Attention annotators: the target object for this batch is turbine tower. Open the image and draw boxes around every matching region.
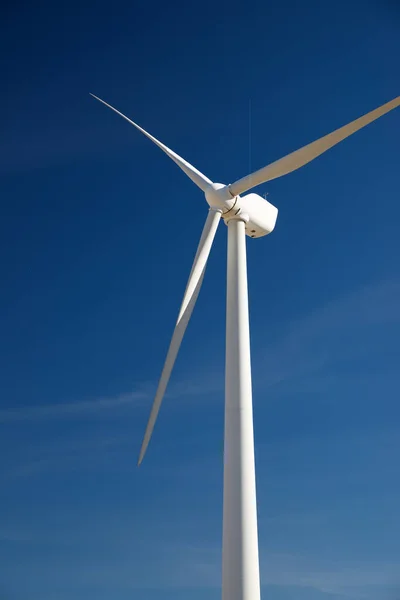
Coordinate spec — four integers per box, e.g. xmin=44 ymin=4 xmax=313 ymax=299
xmin=91 ymin=93 xmax=399 ymax=600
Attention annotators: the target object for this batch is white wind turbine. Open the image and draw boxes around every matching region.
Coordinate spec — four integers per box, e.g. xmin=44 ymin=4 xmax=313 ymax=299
xmin=91 ymin=93 xmax=399 ymax=600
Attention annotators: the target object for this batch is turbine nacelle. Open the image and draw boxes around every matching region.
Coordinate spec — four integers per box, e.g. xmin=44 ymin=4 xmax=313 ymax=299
xmin=205 ymin=184 xmax=278 ymax=238
xmin=228 ymin=193 xmax=278 ymax=238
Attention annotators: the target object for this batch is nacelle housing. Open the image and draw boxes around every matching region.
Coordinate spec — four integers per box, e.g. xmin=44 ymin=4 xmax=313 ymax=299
xmin=224 ymin=193 xmax=278 ymax=238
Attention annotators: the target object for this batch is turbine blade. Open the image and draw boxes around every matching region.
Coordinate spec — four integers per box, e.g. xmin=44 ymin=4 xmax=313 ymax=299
xmin=138 ymin=208 xmax=222 ymax=465
xmin=229 ymin=95 xmax=400 ymax=196
xmin=90 ymin=94 xmax=213 ymax=192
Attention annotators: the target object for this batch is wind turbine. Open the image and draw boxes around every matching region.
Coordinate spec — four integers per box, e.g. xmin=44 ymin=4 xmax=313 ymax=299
xmin=91 ymin=93 xmax=399 ymax=600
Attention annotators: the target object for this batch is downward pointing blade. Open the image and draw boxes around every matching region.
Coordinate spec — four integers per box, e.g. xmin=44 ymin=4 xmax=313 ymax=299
xmin=138 ymin=208 xmax=222 ymax=465
xmin=229 ymin=95 xmax=400 ymax=197
xmin=90 ymin=94 xmax=213 ymax=192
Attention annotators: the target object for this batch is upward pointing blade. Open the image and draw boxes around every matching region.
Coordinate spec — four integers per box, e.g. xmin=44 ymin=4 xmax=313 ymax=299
xmin=138 ymin=208 xmax=222 ymax=465
xmin=90 ymin=94 xmax=213 ymax=192
xmin=229 ymin=95 xmax=400 ymax=197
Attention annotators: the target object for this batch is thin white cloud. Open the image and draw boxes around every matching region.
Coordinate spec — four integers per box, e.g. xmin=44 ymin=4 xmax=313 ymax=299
xmin=53 ymin=542 xmax=398 ymax=597
xmin=0 ymin=391 xmax=147 ymax=423
xmin=1 ymin=279 xmax=397 ymax=425
xmin=256 ymin=278 xmax=400 ymax=392
xmin=131 ymin=544 xmax=400 ymax=597
xmin=0 ymin=375 xmax=223 ymax=426
xmin=260 ymin=553 xmax=400 ymax=598
xmin=5 ymin=433 xmax=133 ymax=479
xmin=1 ymin=512 xmax=398 ymax=597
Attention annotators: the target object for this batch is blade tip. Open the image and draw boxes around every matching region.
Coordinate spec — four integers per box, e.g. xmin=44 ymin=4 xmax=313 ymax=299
xmin=89 ymin=93 xmax=102 ymax=103
xmin=137 ymin=448 xmax=145 ymax=466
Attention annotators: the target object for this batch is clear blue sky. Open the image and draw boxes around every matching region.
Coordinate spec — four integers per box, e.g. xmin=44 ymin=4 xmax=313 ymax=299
xmin=0 ymin=0 xmax=399 ymax=598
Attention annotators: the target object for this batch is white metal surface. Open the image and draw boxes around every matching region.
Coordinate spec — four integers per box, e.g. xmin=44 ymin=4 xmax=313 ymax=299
xmin=223 ymin=216 xmax=261 ymax=600
xmin=232 ymin=193 xmax=278 ymax=238
xmin=138 ymin=208 xmax=222 ymax=465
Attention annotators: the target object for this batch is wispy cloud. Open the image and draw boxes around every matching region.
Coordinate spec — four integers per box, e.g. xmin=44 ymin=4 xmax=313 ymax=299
xmin=5 ymin=433 xmax=134 ymax=479
xmin=0 ymin=377 xmax=222 ymax=426
xmin=128 ymin=543 xmax=400 ymax=597
xmin=256 ymin=278 xmax=400 ymax=393
xmin=260 ymin=553 xmax=400 ymax=598
xmin=2 ymin=507 xmax=398 ymax=597
xmin=2 ymin=277 xmax=399 ymax=488
xmin=46 ymin=541 xmax=397 ymax=598
xmin=1 ymin=279 xmax=397 ymax=425
xmin=0 ymin=391 xmax=147 ymax=423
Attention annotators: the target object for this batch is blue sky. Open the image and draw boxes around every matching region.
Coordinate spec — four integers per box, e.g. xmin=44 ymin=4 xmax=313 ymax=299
xmin=0 ymin=0 xmax=399 ymax=598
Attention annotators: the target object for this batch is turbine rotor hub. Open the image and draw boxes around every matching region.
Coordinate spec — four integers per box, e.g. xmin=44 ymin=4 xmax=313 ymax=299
xmin=204 ymin=183 xmax=237 ymax=213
